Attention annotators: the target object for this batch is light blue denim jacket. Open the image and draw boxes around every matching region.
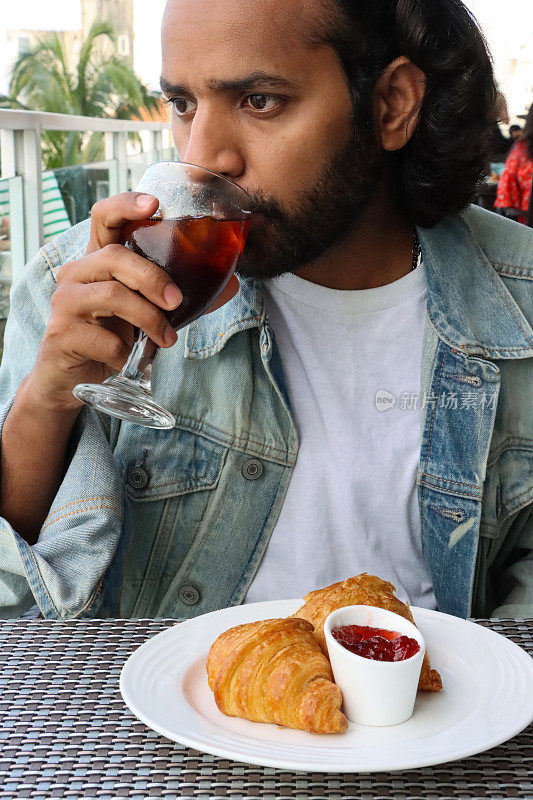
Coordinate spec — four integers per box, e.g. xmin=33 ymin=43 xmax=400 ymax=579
xmin=0 ymin=205 xmax=532 ymax=619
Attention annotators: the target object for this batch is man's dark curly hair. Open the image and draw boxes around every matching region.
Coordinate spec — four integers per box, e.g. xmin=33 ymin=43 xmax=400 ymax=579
xmin=309 ymin=0 xmax=497 ymax=227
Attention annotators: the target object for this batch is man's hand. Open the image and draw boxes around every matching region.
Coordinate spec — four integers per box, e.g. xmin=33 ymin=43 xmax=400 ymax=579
xmin=27 ymin=192 xmax=240 ymax=412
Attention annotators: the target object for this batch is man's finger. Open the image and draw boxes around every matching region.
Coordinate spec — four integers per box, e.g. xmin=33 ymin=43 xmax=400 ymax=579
xmin=66 ymin=245 xmax=182 ymax=313
xmin=86 ymin=193 xmax=159 ymax=254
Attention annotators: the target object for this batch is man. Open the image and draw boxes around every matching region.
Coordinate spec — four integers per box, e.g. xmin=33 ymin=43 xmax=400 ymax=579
xmin=509 ymin=124 xmax=522 ymax=143
xmin=0 ymin=0 xmax=531 ymax=620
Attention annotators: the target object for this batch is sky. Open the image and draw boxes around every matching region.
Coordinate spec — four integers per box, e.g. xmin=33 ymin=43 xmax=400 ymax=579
xmin=0 ymin=0 xmax=531 ymax=114
xmin=0 ymin=1 xmax=81 ymax=29
xmin=133 ymin=0 xmax=167 ymax=92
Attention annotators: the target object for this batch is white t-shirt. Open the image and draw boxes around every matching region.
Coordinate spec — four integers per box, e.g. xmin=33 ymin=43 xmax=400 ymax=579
xmin=244 ymin=262 xmax=438 ymax=609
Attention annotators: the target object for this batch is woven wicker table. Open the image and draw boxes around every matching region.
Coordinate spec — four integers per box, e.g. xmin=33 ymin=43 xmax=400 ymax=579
xmin=0 ymin=617 xmax=531 ymax=800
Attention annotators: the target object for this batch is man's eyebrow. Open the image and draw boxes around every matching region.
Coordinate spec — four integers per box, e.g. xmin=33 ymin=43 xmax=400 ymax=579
xmin=159 ymin=72 xmax=300 ymax=95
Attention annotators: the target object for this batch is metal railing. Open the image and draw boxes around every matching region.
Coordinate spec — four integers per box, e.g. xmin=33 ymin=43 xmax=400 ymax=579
xmin=0 ymin=109 xmax=172 ymax=286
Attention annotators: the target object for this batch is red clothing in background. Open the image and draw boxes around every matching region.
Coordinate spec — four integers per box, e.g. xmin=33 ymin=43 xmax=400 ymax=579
xmin=495 ymin=140 xmax=533 ymax=225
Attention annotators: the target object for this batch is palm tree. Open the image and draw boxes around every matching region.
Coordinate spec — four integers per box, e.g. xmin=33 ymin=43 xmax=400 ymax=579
xmin=0 ymin=21 xmax=160 ymax=169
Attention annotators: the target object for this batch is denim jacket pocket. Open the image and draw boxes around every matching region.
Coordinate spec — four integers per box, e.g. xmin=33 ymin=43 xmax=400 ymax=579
xmin=117 ymin=424 xmax=226 ymax=502
xmin=113 ymin=424 xmax=227 ymax=617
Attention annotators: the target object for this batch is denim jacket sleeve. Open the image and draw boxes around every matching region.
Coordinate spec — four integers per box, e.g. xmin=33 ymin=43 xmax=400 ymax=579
xmin=491 ymin=505 xmax=533 ymax=618
xmin=0 ymin=228 xmax=124 ymax=619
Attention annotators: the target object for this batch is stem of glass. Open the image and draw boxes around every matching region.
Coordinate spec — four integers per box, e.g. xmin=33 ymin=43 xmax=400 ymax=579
xmin=107 ymin=328 xmax=159 ymax=393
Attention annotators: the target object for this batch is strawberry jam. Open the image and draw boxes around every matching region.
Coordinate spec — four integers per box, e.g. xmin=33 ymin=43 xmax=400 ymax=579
xmin=332 ymin=624 xmax=420 ymax=662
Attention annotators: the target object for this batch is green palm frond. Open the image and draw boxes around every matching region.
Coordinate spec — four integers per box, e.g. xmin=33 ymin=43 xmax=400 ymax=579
xmin=3 ymin=22 xmax=162 ymax=170
xmin=77 ymin=20 xmax=117 ymax=115
xmin=82 ymin=131 xmax=106 ymax=164
xmin=63 ymin=131 xmax=85 ymax=166
xmin=42 ymin=131 xmax=71 ymax=169
xmin=9 ymin=33 xmax=73 ymax=106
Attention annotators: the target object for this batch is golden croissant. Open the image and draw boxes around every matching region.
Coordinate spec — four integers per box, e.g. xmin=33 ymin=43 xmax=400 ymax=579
xmin=292 ymin=574 xmax=442 ymax=693
xmin=206 ymin=617 xmax=348 ymax=734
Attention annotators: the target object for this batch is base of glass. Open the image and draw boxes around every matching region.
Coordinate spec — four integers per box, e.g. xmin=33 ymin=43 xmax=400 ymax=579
xmin=72 ymin=376 xmax=176 ymax=429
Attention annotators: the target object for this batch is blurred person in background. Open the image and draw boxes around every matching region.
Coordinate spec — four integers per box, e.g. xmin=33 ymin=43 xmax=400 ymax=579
xmin=509 ymin=124 xmax=522 ymax=143
xmin=495 ymin=103 xmax=533 ymax=225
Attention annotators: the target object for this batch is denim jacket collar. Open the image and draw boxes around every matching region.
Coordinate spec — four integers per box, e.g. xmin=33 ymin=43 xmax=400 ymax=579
xmin=418 ymin=213 xmax=533 ymax=360
xmin=185 ymin=210 xmax=533 ymax=361
xmin=185 ymin=274 xmax=264 ymax=360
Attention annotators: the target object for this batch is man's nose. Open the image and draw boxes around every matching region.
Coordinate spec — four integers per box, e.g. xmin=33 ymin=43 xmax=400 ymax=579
xmin=181 ymin=106 xmax=245 ymax=178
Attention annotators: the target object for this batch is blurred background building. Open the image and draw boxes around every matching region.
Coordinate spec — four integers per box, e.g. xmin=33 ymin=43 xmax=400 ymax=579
xmin=1 ymin=1 xmax=134 ymax=87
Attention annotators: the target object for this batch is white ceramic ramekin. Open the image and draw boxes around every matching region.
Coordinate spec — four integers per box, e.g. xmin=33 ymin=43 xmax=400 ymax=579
xmin=324 ymin=604 xmax=425 ymax=726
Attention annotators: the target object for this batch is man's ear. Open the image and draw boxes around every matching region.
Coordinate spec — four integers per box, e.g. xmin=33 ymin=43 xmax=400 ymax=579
xmin=373 ymin=56 xmax=427 ymax=151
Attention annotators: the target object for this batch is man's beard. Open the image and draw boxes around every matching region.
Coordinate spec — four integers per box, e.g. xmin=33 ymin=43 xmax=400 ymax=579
xmin=236 ymin=122 xmax=383 ymax=280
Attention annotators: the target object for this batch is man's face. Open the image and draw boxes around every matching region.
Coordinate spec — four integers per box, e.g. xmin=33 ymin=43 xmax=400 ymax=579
xmin=161 ymin=0 xmax=381 ymax=279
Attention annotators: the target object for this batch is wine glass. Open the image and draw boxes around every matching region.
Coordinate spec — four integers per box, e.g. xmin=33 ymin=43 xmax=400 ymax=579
xmin=72 ymin=162 xmax=252 ymax=428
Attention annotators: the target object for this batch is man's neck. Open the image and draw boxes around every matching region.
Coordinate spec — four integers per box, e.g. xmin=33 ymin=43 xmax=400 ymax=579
xmin=294 ymin=181 xmax=415 ymax=291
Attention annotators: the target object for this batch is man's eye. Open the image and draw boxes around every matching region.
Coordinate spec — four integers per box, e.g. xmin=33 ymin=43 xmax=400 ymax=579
xmin=165 ymin=94 xmax=282 ymax=116
xmin=245 ymin=94 xmax=280 ymax=112
xmin=167 ymin=97 xmax=196 ymax=115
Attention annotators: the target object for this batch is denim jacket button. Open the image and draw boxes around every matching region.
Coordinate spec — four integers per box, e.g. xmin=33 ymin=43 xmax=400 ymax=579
xmin=241 ymin=458 xmax=264 ymax=480
xmin=178 ymin=585 xmax=200 ymax=605
xmin=127 ymin=467 xmax=149 ymax=490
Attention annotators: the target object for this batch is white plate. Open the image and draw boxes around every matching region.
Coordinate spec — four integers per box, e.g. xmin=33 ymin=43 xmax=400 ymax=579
xmin=120 ymin=601 xmax=533 ymax=772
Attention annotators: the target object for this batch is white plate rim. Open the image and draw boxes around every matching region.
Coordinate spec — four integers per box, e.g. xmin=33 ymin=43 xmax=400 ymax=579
xmin=120 ymin=601 xmax=533 ymax=773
